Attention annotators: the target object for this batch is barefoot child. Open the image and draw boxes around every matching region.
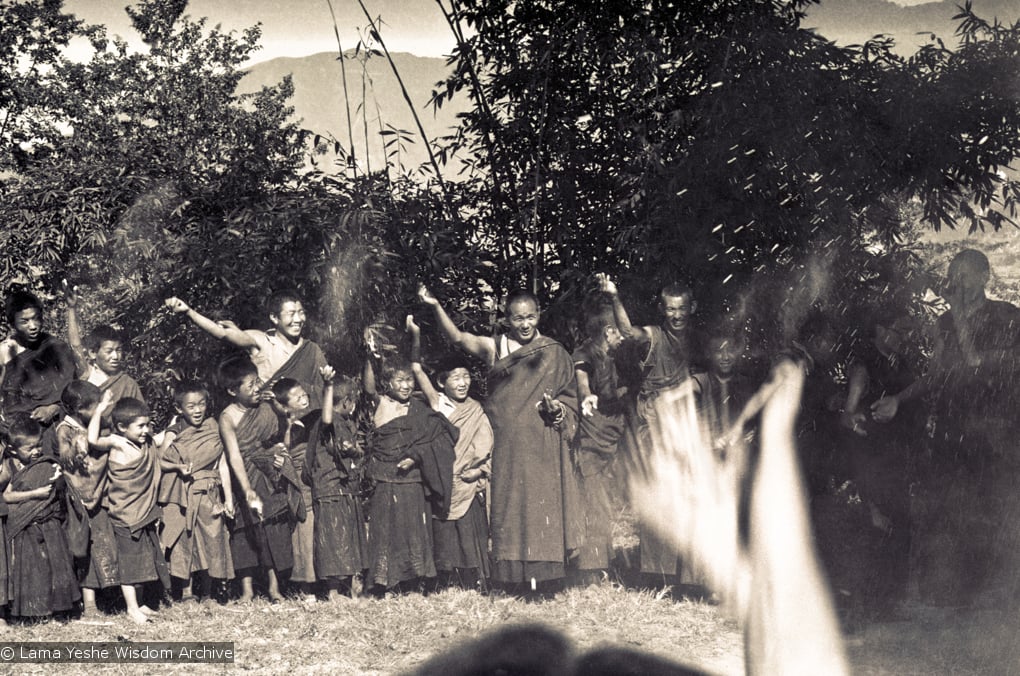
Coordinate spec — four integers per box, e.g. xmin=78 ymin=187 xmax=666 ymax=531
xmin=303 ymin=369 xmax=368 ymax=600
xmin=407 ymin=316 xmax=492 ymax=588
xmin=217 ymin=355 xmax=302 ymax=602
xmin=4 ymin=413 xmax=79 ymax=619
xmin=159 ymin=381 xmax=234 ymax=601
xmin=53 ymin=381 xmax=117 ymax=617
xmin=88 ymin=395 xmax=184 ymax=623
xmin=363 ymin=356 xmax=456 ymax=594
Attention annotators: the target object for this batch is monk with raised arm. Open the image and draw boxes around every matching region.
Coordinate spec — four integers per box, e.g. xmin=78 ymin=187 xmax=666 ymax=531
xmin=419 ymin=285 xmax=580 ymax=592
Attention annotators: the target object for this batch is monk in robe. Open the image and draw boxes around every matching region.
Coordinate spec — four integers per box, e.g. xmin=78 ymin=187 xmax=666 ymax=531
xmin=419 ymin=287 xmax=581 ymax=589
xmin=159 ymin=382 xmax=234 ymax=595
xmin=165 ymin=291 xmax=328 ymax=408
xmin=364 ymin=360 xmax=456 ymax=591
xmin=1 ymin=290 xmax=77 ymax=424
xmin=600 ymin=276 xmax=698 ymax=583
xmin=573 ymin=305 xmax=627 ymax=575
xmin=303 ymin=373 xmax=367 ymax=598
xmin=4 ymin=416 xmax=79 ymax=618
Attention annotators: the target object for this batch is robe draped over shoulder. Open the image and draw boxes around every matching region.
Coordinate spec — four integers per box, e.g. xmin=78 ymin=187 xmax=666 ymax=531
xmin=106 ymin=440 xmax=160 ymax=532
xmin=1 ymin=333 xmax=77 ymax=416
xmin=485 ymin=334 xmax=582 ymax=569
xmin=233 ymin=403 xmax=304 ymax=526
xmin=440 ymin=397 xmax=493 ymax=521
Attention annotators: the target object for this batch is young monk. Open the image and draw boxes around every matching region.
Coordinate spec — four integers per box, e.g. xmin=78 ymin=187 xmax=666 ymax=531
xmin=572 ymin=303 xmax=627 ymax=578
xmin=363 ymin=356 xmax=456 ymax=594
xmin=408 ymin=316 xmax=493 ymax=589
xmin=0 ymin=290 xmax=77 ymax=424
xmin=217 ymin=354 xmax=302 ymax=603
xmin=53 ymin=381 xmax=117 ymax=617
xmin=165 ymin=292 xmax=328 ymax=407
xmin=3 ymin=413 xmax=78 ymax=620
xmin=693 ymin=319 xmax=756 ymax=445
xmin=88 ymin=395 xmax=186 ymax=623
xmin=419 ymin=285 xmax=580 ymax=592
xmin=302 ymin=369 xmax=367 ymax=600
xmin=271 ymin=376 xmax=321 ymax=595
xmin=158 ymin=381 xmax=234 ymax=602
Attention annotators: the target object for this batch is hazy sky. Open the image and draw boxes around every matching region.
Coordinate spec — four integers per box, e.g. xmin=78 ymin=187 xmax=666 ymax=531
xmin=63 ymin=0 xmax=456 ymax=63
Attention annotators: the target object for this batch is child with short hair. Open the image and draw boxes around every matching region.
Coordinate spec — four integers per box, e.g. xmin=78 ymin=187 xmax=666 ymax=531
xmin=271 ymin=376 xmax=320 ymax=594
xmin=1 ymin=290 xmax=77 ymax=424
xmin=88 ymin=395 xmax=184 ymax=624
xmin=303 ymin=369 xmax=367 ymax=600
xmin=217 ymin=355 xmax=302 ymax=603
xmin=363 ymin=354 xmax=456 ymax=594
xmin=407 ymin=317 xmax=492 ymax=588
xmin=4 ymin=413 xmax=79 ymax=619
xmin=158 ymin=381 xmax=234 ymax=602
xmin=53 ymin=380 xmax=117 ymax=617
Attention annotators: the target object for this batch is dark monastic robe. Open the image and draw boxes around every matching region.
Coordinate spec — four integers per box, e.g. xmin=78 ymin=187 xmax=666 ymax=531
xmin=1 ymin=333 xmax=77 ymax=418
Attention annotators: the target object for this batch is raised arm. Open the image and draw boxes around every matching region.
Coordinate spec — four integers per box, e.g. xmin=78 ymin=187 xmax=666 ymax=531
xmin=165 ymin=297 xmax=257 ymax=349
xmin=320 ymin=365 xmax=336 ymax=426
xmin=418 ymin=285 xmax=495 ymax=363
xmin=87 ymin=390 xmax=117 ymax=451
xmin=63 ymin=280 xmax=89 ymax=373
xmin=407 ymin=315 xmax=440 ymax=409
xmin=597 ymin=274 xmax=646 ymax=341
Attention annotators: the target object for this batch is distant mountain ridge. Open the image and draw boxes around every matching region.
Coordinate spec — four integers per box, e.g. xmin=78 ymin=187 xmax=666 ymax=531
xmin=240 ymin=51 xmax=464 ymax=176
xmin=805 ymin=0 xmax=1020 ymax=52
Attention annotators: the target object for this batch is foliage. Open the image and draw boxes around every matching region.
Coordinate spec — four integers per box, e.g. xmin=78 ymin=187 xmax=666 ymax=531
xmin=430 ymin=0 xmax=1020 ymax=345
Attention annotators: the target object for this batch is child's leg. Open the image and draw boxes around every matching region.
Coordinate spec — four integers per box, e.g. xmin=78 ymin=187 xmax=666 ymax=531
xmin=81 ymin=588 xmax=98 ymax=615
xmin=121 ymin=585 xmax=148 ymax=624
xmin=239 ymin=575 xmax=254 ymax=602
xmin=267 ymin=568 xmax=284 ymax=602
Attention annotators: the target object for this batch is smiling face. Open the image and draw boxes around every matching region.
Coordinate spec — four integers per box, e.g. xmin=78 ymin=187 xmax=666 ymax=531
xmin=507 ymin=298 xmax=540 ymax=344
xmin=13 ymin=307 xmax=42 ymax=345
xmin=91 ymin=340 xmax=123 ymax=376
xmin=270 ymin=301 xmax=306 ymax=342
xmin=660 ymin=293 xmax=694 ymax=333
xmin=442 ymin=368 xmax=472 ymax=402
xmin=176 ymin=392 xmax=209 ymax=427
xmin=118 ymin=416 xmax=152 ymax=445
xmin=231 ymin=373 xmax=263 ymax=408
xmin=387 ymin=369 xmax=415 ymax=403
xmin=282 ymin=384 xmax=310 ymax=415
xmin=708 ymin=336 xmax=743 ymax=377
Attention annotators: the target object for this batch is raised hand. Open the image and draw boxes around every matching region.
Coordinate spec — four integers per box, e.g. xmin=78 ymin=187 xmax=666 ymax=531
xmin=320 ymin=365 xmax=336 ymax=383
xmin=405 ymin=314 xmax=420 ymax=334
xmin=418 ymin=284 xmax=438 ymax=306
xmin=164 ymin=297 xmax=190 ymax=314
xmin=595 ymin=273 xmax=617 ymax=295
xmin=62 ymin=279 xmax=79 ymax=308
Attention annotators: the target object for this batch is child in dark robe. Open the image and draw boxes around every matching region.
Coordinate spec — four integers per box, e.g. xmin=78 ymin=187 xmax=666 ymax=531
xmin=54 ymin=381 xmax=117 ymax=617
xmin=159 ymin=381 xmax=234 ymax=602
xmin=363 ymin=357 xmax=456 ymax=594
xmin=302 ymin=369 xmax=368 ymax=600
xmin=0 ymin=290 xmax=77 ymax=425
xmin=271 ymin=376 xmax=321 ymax=595
xmin=217 ymin=355 xmax=302 ymax=603
xmin=408 ymin=317 xmax=492 ymax=589
xmin=88 ymin=396 xmax=186 ymax=624
xmin=4 ymin=414 xmax=79 ymax=619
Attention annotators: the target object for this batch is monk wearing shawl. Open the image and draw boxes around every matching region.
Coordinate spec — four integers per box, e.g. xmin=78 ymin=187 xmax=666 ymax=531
xmin=165 ymin=291 xmax=328 ymax=407
xmin=159 ymin=382 xmax=234 ymax=590
xmin=1 ymin=290 xmax=77 ymax=424
xmin=419 ymin=287 xmax=581 ymax=588
xmin=4 ymin=417 xmax=78 ymax=618
xmin=364 ymin=360 xmax=456 ymax=591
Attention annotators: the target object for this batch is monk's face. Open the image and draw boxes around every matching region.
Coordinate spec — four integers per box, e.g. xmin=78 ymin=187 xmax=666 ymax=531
xmin=944 ymin=257 xmax=987 ymax=310
xmin=270 ymin=301 xmax=306 ymax=342
xmin=176 ymin=392 xmax=209 ymax=427
xmin=118 ymin=416 xmax=152 ymax=445
xmin=10 ymin=434 xmax=41 ymax=465
xmin=506 ymin=299 xmax=540 ymax=344
xmin=12 ymin=306 xmax=42 ymax=344
xmin=604 ymin=326 xmax=623 ymax=352
xmin=387 ymin=370 xmax=414 ymax=403
xmin=231 ymin=373 xmax=262 ymax=407
xmin=91 ymin=340 xmax=123 ymax=376
xmin=659 ymin=293 xmax=694 ymax=334
xmin=442 ymin=368 xmax=471 ymax=402
xmin=708 ymin=336 xmax=743 ymax=377
xmin=282 ymin=385 xmax=310 ymax=414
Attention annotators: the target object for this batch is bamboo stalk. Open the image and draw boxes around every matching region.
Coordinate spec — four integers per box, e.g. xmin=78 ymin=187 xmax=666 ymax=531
xmin=324 ymin=0 xmax=357 ymax=177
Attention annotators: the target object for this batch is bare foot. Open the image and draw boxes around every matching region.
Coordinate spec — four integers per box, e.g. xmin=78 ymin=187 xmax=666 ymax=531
xmin=138 ymin=605 xmax=159 ymax=616
xmin=268 ymin=592 xmax=285 ymax=604
xmin=127 ymin=608 xmax=149 ymax=624
xmin=237 ymin=592 xmax=254 ymax=603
